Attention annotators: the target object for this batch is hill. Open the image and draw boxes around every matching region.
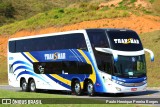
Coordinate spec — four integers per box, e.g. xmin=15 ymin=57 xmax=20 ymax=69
xmin=0 ymin=0 xmax=99 ymax=26
xmin=0 ymin=0 xmax=160 ymax=86
xmin=0 ymin=0 xmax=160 ymax=30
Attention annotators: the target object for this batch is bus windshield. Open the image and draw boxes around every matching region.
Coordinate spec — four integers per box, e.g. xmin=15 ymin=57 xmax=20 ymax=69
xmin=113 ymin=55 xmax=146 ymax=78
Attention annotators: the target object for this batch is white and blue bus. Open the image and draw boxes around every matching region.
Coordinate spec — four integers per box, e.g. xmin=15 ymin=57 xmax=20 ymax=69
xmin=8 ymin=29 xmax=154 ymax=96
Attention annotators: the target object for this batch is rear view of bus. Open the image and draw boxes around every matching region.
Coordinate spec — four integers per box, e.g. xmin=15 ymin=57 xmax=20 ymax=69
xmin=87 ymin=29 xmax=154 ymax=93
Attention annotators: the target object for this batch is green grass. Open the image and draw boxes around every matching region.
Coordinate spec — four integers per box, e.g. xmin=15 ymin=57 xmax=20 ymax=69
xmin=0 ymin=90 xmax=67 ymax=98
xmin=0 ymin=0 xmax=160 ymax=35
xmin=0 ymin=90 xmax=153 ymax=107
xmin=140 ymin=30 xmax=160 ymax=87
xmin=130 ymin=0 xmax=137 ymax=3
xmin=0 ymin=8 xmax=130 ymax=35
xmin=0 ymin=0 xmax=106 ymax=26
xmin=114 ymin=0 xmax=160 ymax=16
xmin=148 ymin=0 xmax=155 ymax=3
xmin=152 ymin=0 xmax=160 ymax=15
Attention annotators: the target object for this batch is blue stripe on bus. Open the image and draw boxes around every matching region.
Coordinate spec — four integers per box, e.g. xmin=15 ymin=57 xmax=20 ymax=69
xmin=71 ymin=49 xmax=83 ymax=62
xmin=57 ymin=74 xmax=90 ymax=82
xmin=75 ymin=49 xmax=87 ymax=62
xmin=10 ymin=60 xmax=32 ymax=71
xmin=13 ymin=66 xmax=33 ymax=73
xmin=46 ymin=74 xmax=70 ymax=89
xmin=112 ymin=76 xmax=146 ymax=83
xmin=16 ymin=71 xmax=48 ymax=84
xmin=21 ymin=52 xmax=33 ymax=64
xmin=69 ymin=49 xmax=80 ymax=61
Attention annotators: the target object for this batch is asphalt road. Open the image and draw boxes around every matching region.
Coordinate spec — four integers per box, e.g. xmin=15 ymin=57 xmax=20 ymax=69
xmin=0 ymin=85 xmax=160 ymax=98
xmin=0 ymin=85 xmax=160 ymax=106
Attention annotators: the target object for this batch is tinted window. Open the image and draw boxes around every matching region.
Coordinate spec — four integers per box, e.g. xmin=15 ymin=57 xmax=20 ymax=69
xmin=113 ymin=55 xmax=146 ymax=78
xmin=87 ymin=30 xmax=112 ymax=74
xmin=16 ymin=39 xmax=32 ymax=52
xmin=33 ymin=62 xmax=62 ymax=74
xmin=33 ymin=61 xmax=92 ymax=74
xmin=78 ymin=62 xmax=92 ymax=74
xmin=87 ymin=31 xmax=109 ymax=48
xmin=54 ymin=34 xmax=87 ymax=50
xmin=15 ymin=33 xmax=87 ymax=52
xmin=95 ymin=51 xmax=113 ymax=74
xmin=107 ymin=30 xmax=143 ymax=51
xmin=9 ymin=41 xmax=16 ymax=52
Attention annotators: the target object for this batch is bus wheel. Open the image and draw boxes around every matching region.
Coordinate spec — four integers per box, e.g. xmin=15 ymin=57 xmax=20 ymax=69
xmin=29 ymin=79 xmax=36 ymax=92
xmin=73 ymin=80 xmax=82 ymax=95
xmin=87 ymin=80 xmax=95 ymax=96
xmin=21 ymin=79 xmax=28 ymax=92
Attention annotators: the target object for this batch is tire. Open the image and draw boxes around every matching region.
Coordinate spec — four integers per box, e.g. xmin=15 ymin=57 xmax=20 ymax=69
xmin=29 ymin=79 xmax=36 ymax=92
xmin=87 ymin=80 xmax=95 ymax=96
xmin=21 ymin=79 xmax=29 ymax=92
xmin=72 ymin=80 xmax=82 ymax=96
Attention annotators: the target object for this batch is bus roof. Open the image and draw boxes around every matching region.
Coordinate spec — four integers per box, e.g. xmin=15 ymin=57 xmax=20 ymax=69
xmin=8 ymin=28 xmax=133 ymax=41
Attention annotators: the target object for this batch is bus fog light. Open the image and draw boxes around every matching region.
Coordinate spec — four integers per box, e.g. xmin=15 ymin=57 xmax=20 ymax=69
xmin=115 ymin=87 xmax=121 ymax=91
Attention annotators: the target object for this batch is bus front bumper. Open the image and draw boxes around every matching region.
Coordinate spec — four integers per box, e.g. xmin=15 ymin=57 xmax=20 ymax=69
xmin=104 ymin=82 xmax=147 ymax=93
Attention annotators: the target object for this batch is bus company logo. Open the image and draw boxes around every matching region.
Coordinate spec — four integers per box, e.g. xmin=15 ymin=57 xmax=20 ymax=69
xmin=114 ymin=38 xmax=139 ymax=44
xmin=44 ymin=52 xmax=66 ymax=60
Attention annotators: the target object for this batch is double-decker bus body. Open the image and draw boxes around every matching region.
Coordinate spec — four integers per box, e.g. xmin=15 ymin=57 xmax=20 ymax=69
xmin=8 ymin=29 xmax=154 ymax=95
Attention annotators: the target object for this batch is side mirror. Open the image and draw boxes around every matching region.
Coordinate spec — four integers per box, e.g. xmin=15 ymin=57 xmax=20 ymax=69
xmin=144 ymin=48 xmax=154 ymax=61
xmin=95 ymin=47 xmax=118 ymax=62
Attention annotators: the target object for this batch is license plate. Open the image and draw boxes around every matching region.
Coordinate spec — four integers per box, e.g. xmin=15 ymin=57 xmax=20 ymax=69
xmin=131 ymin=88 xmax=137 ymax=91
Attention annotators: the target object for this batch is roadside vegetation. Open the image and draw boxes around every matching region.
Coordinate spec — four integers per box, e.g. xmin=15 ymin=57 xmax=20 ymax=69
xmin=0 ymin=4 xmax=129 ymax=35
xmin=0 ymin=0 xmax=160 ymax=35
xmin=0 ymin=0 xmax=101 ymax=26
xmin=0 ymin=0 xmax=113 ymax=27
xmin=140 ymin=30 xmax=160 ymax=87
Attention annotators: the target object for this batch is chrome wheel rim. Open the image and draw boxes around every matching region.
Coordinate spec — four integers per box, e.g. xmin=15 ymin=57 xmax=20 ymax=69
xmin=22 ymin=82 xmax=27 ymax=90
xmin=87 ymin=83 xmax=93 ymax=94
xmin=75 ymin=83 xmax=80 ymax=93
xmin=30 ymin=82 xmax=36 ymax=91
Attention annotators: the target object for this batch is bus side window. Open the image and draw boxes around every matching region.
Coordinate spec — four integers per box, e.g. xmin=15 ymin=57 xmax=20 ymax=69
xmin=78 ymin=62 xmax=92 ymax=74
xmin=79 ymin=41 xmax=87 ymax=50
xmin=9 ymin=41 xmax=16 ymax=53
xmin=87 ymin=31 xmax=109 ymax=48
xmin=62 ymin=61 xmax=78 ymax=74
xmin=95 ymin=52 xmax=113 ymax=75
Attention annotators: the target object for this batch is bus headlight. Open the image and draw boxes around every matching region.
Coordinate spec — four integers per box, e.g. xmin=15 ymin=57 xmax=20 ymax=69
xmin=112 ymin=79 xmax=124 ymax=85
xmin=117 ymin=81 xmax=124 ymax=85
